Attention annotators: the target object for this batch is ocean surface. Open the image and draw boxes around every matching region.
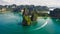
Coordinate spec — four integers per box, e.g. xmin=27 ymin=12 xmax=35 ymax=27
xmin=0 ymin=13 xmax=60 ymax=34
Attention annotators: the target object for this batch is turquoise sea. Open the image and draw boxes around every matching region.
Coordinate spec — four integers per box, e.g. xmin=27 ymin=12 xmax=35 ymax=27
xmin=0 ymin=13 xmax=60 ymax=34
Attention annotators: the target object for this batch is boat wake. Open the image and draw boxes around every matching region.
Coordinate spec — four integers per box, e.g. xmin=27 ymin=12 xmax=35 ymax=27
xmin=29 ymin=18 xmax=49 ymax=31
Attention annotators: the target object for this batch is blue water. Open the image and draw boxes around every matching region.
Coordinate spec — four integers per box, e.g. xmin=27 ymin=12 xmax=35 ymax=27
xmin=0 ymin=13 xmax=60 ymax=34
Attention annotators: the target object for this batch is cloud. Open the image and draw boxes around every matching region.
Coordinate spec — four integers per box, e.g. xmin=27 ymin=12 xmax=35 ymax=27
xmin=0 ymin=0 xmax=60 ymax=7
xmin=0 ymin=0 xmax=8 ymax=5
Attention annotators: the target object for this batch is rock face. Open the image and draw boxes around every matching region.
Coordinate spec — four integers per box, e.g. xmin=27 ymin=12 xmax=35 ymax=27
xmin=22 ymin=16 xmax=31 ymax=26
xmin=31 ymin=14 xmax=37 ymax=21
xmin=50 ymin=8 xmax=60 ymax=18
xmin=22 ymin=8 xmax=31 ymax=26
xmin=22 ymin=16 xmax=28 ymax=26
xmin=22 ymin=8 xmax=38 ymax=26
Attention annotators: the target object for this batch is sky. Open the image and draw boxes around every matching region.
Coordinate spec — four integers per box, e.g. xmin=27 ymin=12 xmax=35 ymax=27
xmin=0 ymin=0 xmax=60 ymax=7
